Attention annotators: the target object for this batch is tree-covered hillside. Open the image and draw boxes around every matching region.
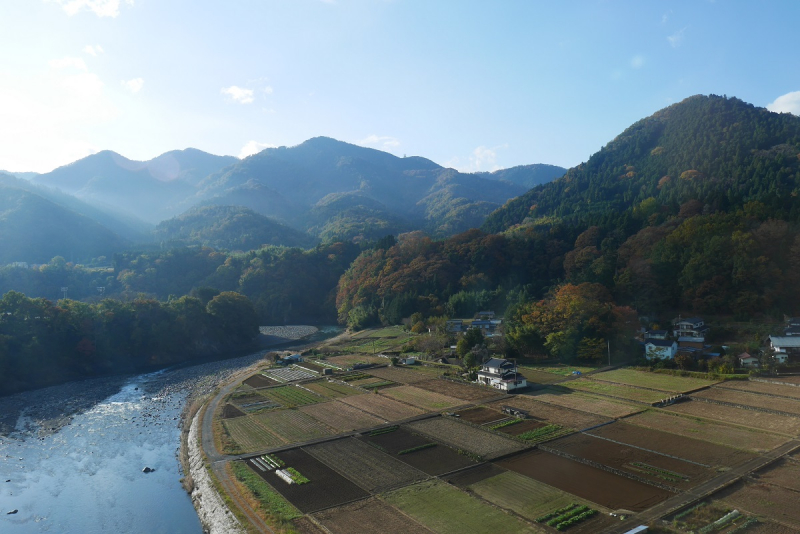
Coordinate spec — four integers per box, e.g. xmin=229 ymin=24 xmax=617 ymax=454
xmin=483 ymin=95 xmax=800 ymax=233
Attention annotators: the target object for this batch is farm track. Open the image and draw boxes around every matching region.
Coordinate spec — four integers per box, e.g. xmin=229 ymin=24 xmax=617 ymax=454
xmin=602 ymin=439 xmax=800 ymax=533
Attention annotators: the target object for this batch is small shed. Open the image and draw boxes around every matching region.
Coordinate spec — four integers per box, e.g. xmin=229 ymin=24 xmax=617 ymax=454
xmin=738 ymin=353 xmax=759 ymax=367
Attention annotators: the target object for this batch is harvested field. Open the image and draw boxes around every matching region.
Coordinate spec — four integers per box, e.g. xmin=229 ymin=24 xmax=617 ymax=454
xmin=243 ymin=373 xmax=279 ymax=388
xmin=223 ymin=417 xmax=284 ymax=451
xmin=446 ymin=463 xmax=506 ymax=488
xmin=304 ymin=380 xmax=363 ymax=399
xmin=349 ymin=376 xmax=394 ymax=389
xmin=665 ymin=400 xmax=800 ymax=436
xmin=259 ymin=448 xmax=369 ymax=513
xmin=717 ymin=480 xmax=800 ymax=529
xmin=625 ymin=410 xmax=788 ymax=452
xmin=565 ymin=379 xmax=670 ymax=403
xmin=694 ymin=387 xmax=800 ymax=415
xmin=523 ymin=364 xmax=596 ymax=377
xmin=413 ymin=379 xmax=500 ymax=401
xmin=380 ymin=385 xmax=463 ymax=411
xmin=305 ymin=437 xmax=426 ymax=492
xmin=718 ymin=380 xmax=800 ymax=400
xmin=299 ymin=401 xmax=383 ymax=431
xmin=366 ymin=366 xmax=437 ymax=384
xmin=515 ymin=368 xmax=566 ymax=384
xmin=252 ymin=409 xmax=335 ymax=444
xmin=528 ymin=388 xmax=643 ymax=418
xmin=456 ymin=406 xmax=507 ymax=425
xmin=587 ymin=421 xmax=755 ymax=468
xmin=407 ymin=417 xmax=526 ymax=459
xmin=548 ymin=432 xmax=714 ymax=488
xmin=499 ymin=419 xmax=549 ymax=437
xmin=497 ymin=450 xmax=671 ymax=512
xmin=495 ymin=396 xmax=609 ymax=430
xmin=468 ymin=471 xmax=615 ymax=533
xmin=290 ymin=517 xmax=327 ymax=534
xmin=753 ymin=458 xmax=800 ymax=492
xmin=762 ymin=376 xmax=800 ymax=385
xmin=339 ymin=393 xmax=424 ymax=421
xmin=359 ymin=426 xmax=477 ymax=475
xmin=324 ymin=354 xmax=386 ymax=367
xmin=383 ymin=480 xmax=538 ymax=534
xmin=313 ymin=498 xmax=434 ymax=534
xmin=593 ymin=368 xmax=717 ymax=392
xmin=261 ymin=385 xmax=324 ymax=407
xmin=222 ymin=403 xmax=246 ymax=419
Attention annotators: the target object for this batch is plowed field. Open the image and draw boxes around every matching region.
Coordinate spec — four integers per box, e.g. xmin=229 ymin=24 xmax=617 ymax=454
xmin=304 ymin=380 xmax=363 ymax=398
xmin=529 ymin=389 xmax=643 ymax=418
xmin=717 ymin=481 xmax=800 ymax=529
xmin=339 ymin=393 xmax=424 ymax=421
xmin=495 ymin=396 xmax=609 ymax=430
xmin=380 ymin=386 xmax=463 ymax=411
xmin=359 ymin=426 xmax=477 ymax=475
xmin=694 ymin=387 xmax=800 ymax=415
xmin=223 ymin=417 xmax=284 ymax=451
xmin=252 ymin=409 xmax=335 ymax=443
xmin=366 ymin=366 xmax=436 ymax=384
xmin=666 ymin=400 xmax=800 ymax=436
xmin=313 ymin=498 xmax=434 ymax=534
xmin=407 ymin=417 xmax=526 ymax=459
xmin=456 ymin=406 xmax=507 ymax=425
xmin=717 ymin=380 xmax=800 ymax=399
xmin=753 ymin=458 xmax=800 ymax=492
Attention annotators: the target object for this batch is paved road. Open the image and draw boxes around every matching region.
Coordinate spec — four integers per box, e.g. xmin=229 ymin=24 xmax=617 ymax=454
xmin=603 ymin=439 xmax=800 ymax=533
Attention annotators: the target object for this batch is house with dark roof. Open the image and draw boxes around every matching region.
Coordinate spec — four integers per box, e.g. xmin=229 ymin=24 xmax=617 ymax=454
xmin=476 ymin=358 xmax=527 ymax=391
xmin=672 ymin=317 xmax=710 ymax=339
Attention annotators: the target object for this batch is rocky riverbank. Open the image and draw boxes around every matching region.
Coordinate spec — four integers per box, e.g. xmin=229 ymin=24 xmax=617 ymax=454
xmin=187 ymin=412 xmax=243 ymax=534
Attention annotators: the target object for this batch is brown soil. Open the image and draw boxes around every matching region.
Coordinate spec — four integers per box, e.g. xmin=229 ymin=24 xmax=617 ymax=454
xmin=666 ymin=400 xmax=800 ymax=436
xmin=243 ymin=374 xmax=278 ymax=388
xmin=252 ymin=447 xmax=369 ymax=513
xmin=299 ymin=400 xmax=383 ymax=432
xmin=695 ymin=387 xmax=800 ymax=415
xmin=497 ymin=450 xmax=672 ymax=512
xmin=548 ymin=432 xmax=715 ymax=488
xmin=358 ymin=426 xmax=477 ymax=475
xmin=456 ymin=407 xmax=507 ymax=425
xmin=499 ymin=419 xmax=548 ymax=437
xmin=493 ymin=396 xmax=609 ymax=430
xmin=717 ymin=480 xmax=800 ymax=529
xmin=718 ymin=380 xmax=800 ymax=400
xmin=413 ymin=379 xmax=500 ymax=401
xmin=338 ymin=393 xmax=424 ymax=421
xmin=365 ymin=367 xmax=433 ymax=384
xmin=587 ymin=421 xmax=755 ymax=468
xmin=222 ymin=403 xmax=246 ymax=419
xmin=407 ymin=417 xmax=527 ymax=459
xmin=752 ymin=458 xmax=800 ymax=492
xmin=445 ymin=463 xmax=507 ymax=488
xmin=291 ymin=517 xmax=327 ymax=534
xmin=313 ymin=497 xmax=435 ymax=534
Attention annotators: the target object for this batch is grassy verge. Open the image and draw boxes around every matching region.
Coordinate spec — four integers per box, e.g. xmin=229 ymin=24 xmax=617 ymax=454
xmin=231 ymin=461 xmax=303 ymax=524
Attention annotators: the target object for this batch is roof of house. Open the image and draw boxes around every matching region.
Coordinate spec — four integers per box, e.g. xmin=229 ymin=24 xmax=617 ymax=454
xmin=646 ymin=339 xmax=677 ymax=347
xmin=483 ymin=357 xmax=513 ymax=368
xmin=647 ymin=330 xmax=668 ymax=335
xmin=770 ymin=336 xmax=800 ymax=347
xmin=740 ymin=355 xmax=759 ymax=362
xmin=678 ymin=336 xmax=705 ymax=342
xmin=738 ymin=352 xmax=752 ymax=359
xmin=675 ymin=317 xmax=704 ymax=325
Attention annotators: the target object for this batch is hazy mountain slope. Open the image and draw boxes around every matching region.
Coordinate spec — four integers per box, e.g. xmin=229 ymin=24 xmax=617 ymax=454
xmin=0 ymin=184 xmax=129 ymax=263
xmin=153 ymin=205 xmax=317 ymax=250
xmin=478 ymin=163 xmax=566 ymax=189
xmin=483 ymin=95 xmax=800 ymax=233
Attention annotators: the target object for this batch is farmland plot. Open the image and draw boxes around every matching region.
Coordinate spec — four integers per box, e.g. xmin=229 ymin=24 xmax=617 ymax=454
xmin=718 ymin=380 xmax=800 ymax=400
xmin=262 ymin=385 xmax=324 ymax=408
xmin=564 ymin=379 xmax=670 ymax=403
xmin=626 ymin=410 xmax=788 ymax=452
xmin=243 ymin=373 xmax=279 ymax=388
xmin=717 ymin=480 xmax=800 ymax=529
xmin=339 ymin=393 xmax=424 ymax=421
xmin=665 ymin=400 xmax=800 ymax=436
xmin=313 ymin=498 xmax=434 ymax=534
xmin=223 ymin=417 xmax=285 ymax=451
xmin=324 ymin=354 xmax=386 ymax=367
xmin=694 ymin=387 xmax=800 ymax=416
xmin=381 ymin=386 xmax=464 ymax=411
xmin=304 ymin=380 xmax=363 ymax=399
xmin=299 ymin=400 xmax=384 ymax=431
xmin=366 ymin=366 xmax=438 ymax=384
xmin=497 ymin=450 xmax=671 ymax=512
xmin=753 ymin=458 xmax=800 ymax=492
xmin=456 ymin=407 xmax=507 ymax=425
xmin=305 ymin=437 xmax=426 ymax=492
xmin=587 ymin=421 xmax=755 ymax=468
xmin=528 ymin=388 xmax=643 ymax=418
xmin=413 ymin=379 xmax=501 ymax=401
xmin=252 ymin=409 xmax=335 ymax=443
xmin=515 ymin=368 xmax=567 ymax=384
xmin=383 ymin=480 xmax=539 ymax=534
xmin=592 ymin=369 xmax=717 ymax=392
xmin=360 ymin=427 xmax=477 ymax=475
xmin=407 ymin=417 xmax=526 ymax=459
xmin=495 ymin=396 xmax=609 ymax=430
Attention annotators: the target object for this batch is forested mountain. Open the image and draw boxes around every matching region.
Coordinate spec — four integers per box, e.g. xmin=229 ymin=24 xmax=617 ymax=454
xmin=478 ymin=163 xmax=566 ymax=189
xmin=0 ymin=183 xmax=129 ymax=264
xmin=483 ymin=95 xmax=800 ymax=233
xmin=31 ymin=149 xmax=236 ymax=223
xmin=153 ymin=205 xmax=317 ymax=250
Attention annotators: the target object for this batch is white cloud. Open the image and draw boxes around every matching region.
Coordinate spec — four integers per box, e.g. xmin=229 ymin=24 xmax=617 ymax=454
xmin=667 ymin=27 xmax=686 ymax=48
xmin=221 ymin=85 xmax=254 ymax=104
xmin=83 ymin=45 xmax=104 ymax=56
xmin=50 ymin=0 xmax=134 ymax=18
xmin=239 ymin=141 xmax=276 ymax=159
xmin=263 ymin=86 xmax=274 ymax=95
xmin=448 ymin=144 xmax=508 ymax=173
xmin=359 ymin=134 xmax=400 ymax=151
xmin=122 ymin=78 xmax=144 ymax=93
xmin=630 ymin=55 xmax=645 ymax=69
xmin=49 ymin=56 xmax=88 ymax=71
xmin=767 ymin=91 xmax=800 ymax=115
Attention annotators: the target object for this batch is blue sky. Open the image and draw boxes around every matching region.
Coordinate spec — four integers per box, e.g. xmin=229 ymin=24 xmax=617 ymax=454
xmin=1 ymin=0 xmax=799 ymax=173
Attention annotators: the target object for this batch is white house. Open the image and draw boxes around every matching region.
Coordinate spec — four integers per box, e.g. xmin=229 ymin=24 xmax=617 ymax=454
xmin=476 ymin=358 xmax=527 ymax=391
xmin=672 ymin=317 xmax=709 ymax=339
xmin=739 ymin=353 xmax=759 ymax=367
xmin=770 ymin=336 xmax=800 ymax=358
xmin=645 ymin=339 xmax=678 ymax=360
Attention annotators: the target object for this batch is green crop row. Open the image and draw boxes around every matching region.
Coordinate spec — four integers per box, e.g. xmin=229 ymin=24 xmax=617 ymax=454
xmin=398 ymin=443 xmax=437 ymax=455
xmin=369 ymin=425 xmax=398 ymax=436
xmin=286 ymin=467 xmax=309 ymax=485
xmin=632 ymin=462 xmax=687 ymax=480
xmin=555 ymin=509 xmax=596 ymax=531
xmin=536 ymin=503 xmax=580 ymax=523
xmin=489 ymin=419 xmax=521 ymax=430
xmin=546 ymin=505 xmax=589 ymax=527
xmin=674 ymin=502 xmax=706 ymax=521
xmin=519 ymin=424 xmax=562 ymax=441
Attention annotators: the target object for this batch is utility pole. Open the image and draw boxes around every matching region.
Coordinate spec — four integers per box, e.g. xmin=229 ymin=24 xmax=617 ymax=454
xmin=608 ymin=340 xmax=611 ymax=367
xmin=61 ymin=286 xmax=68 ymax=300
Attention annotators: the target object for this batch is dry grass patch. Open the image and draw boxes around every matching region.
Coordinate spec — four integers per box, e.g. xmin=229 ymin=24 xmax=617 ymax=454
xmin=593 ymin=368 xmax=717 ymax=392
xmin=496 ymin=396 xmax=609 ymax=430
xmin=666 ymin=400 xmax=800 ymax=436
xmin=529 ymin=388 xmax=643 ymax=418
xmin=299 ymin=400 xmax=384 ymax=431
xmin=338 ymin=393 xmax=424 ymax=421
xmin=380 ymin=385 xmax=464 ymax=411
xmin=407 ymin=417 xmax=526 ymax=459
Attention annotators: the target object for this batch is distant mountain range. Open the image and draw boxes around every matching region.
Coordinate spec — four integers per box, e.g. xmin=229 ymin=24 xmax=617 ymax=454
xmin=2 ymin=139 xmax=565 ymax=262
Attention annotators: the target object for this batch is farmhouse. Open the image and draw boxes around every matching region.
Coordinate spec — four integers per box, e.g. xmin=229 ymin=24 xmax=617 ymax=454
xmin=645 ymin=330 xmax=668 ymax=340
xmin=476 ymin=358 xmax=527 ymax=391
xmin=739 ymin=353 xmax=759 ymax=367
xmin=645 ymin=339 xmax=677 ymax=360
xmin=769 ymin=336 xmax=800 ymax=359
xmin=672 ymin=317 xmax=709 ymax=339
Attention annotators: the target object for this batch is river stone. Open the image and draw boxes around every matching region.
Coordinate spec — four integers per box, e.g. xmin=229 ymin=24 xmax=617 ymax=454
xmin=7 ymin=509 xmax=18 ymax=514
xmin=142 ymin=467 xmax=154 ymax=473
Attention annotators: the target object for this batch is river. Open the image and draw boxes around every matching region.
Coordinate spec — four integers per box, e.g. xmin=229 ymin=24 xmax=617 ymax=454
xmin=0 ymin=326 xmax=342 ymax=533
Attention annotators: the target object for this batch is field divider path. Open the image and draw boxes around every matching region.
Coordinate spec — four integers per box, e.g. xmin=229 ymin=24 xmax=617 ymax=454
xmin=538 ymin=444 xmax=681 ymax=494
xmin=582 ymin=431 xmax=711 ymax=468
xmin=602 ymin=439 xmax=800 ymax=534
